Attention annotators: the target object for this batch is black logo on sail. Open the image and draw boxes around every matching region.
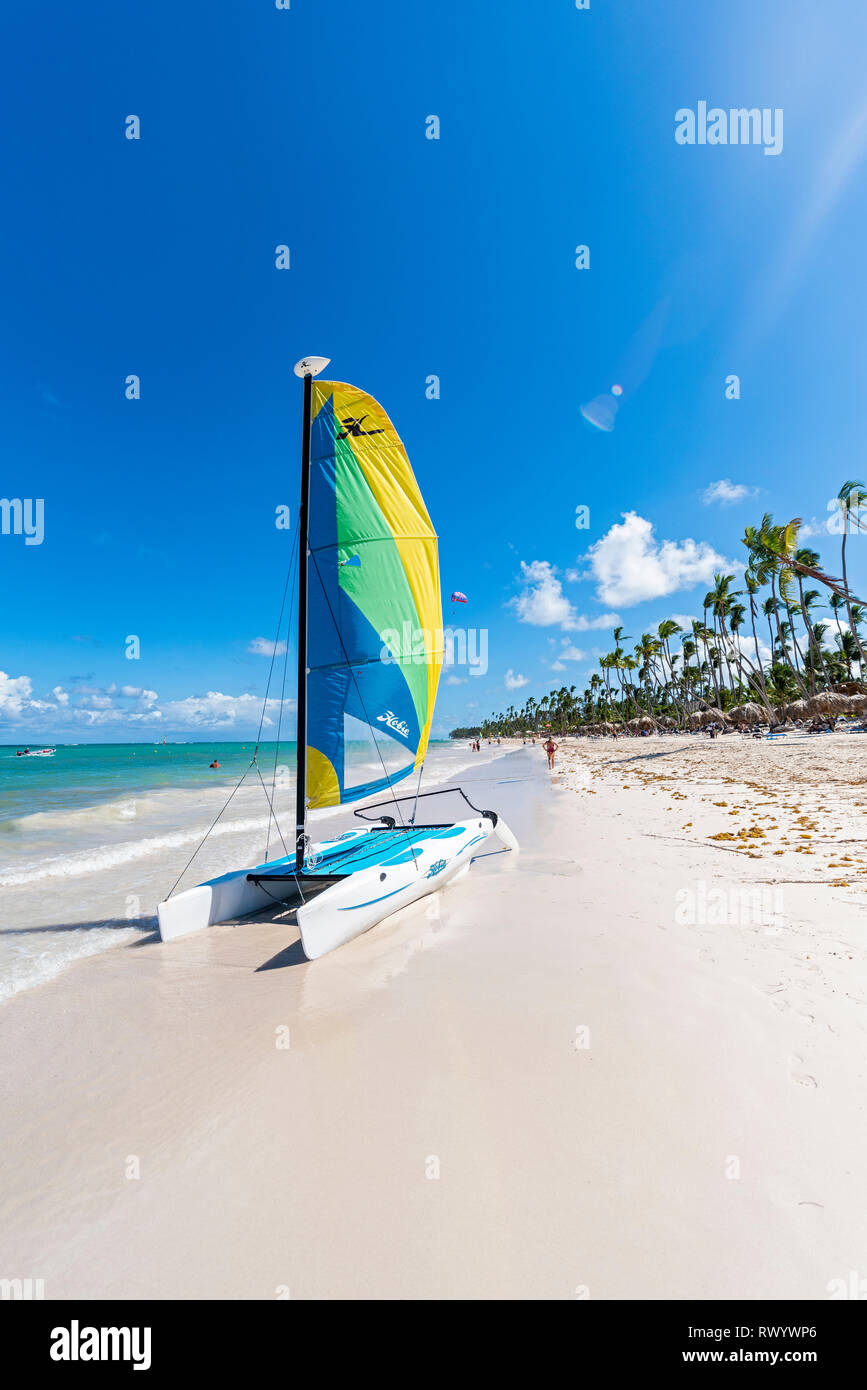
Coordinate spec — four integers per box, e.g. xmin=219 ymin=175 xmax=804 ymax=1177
xmin=337 ymin=415 xmax=385 ymax=440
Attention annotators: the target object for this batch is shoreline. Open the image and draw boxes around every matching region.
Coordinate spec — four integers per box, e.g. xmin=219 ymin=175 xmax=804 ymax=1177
xmin=0 ymin=741 xmax=511 ymax=1004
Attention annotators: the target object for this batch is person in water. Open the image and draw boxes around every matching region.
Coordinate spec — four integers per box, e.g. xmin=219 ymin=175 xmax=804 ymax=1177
xmin=543 ymin=737 xmax=558 ymax=770
xmin=209 ymin=759 xmax=220 ymax=769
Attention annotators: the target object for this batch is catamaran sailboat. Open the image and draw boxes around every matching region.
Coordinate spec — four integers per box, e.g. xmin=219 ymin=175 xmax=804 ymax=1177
xmin=156 ymin=357 xmax=517 ymax=958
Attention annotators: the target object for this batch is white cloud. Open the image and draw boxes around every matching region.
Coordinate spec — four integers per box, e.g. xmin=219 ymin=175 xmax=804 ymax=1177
xmin=0 ymin=671 xmax=293 ymax=735
xmin=559 ymin=644 xmax=586 ymax=661
xmin=702 ymin=479 xmax=757 ymax=506
xmin=117 ymin=686 xmax=159 ymax=705
xmin=158 ymin=692 xmax=294 ymax=729
xmin=518 ymin=566 xmax=619 ymax=631
xmin=719 ymin=631 xmax=773 ymax=666
xmin=0 ymin=672 xmax=34 ymax=717
xmin=588 ymin=512 xmax=729 ymax=607
xmin=73 ymin=705 xmax=163 ymax=728
xmin=445 ymin=675 xmax=467 ymax=686
xmin=504 ymin=669 xmax=529 ymax=690
xmin=247 ymin=638 xmax=288 ymax=657
xmin=509 ymin=561 xmax=578 ymax=629
xmin=550 ymin=661 xmax=566 ymax=671
xmin=571 ymin=612 xmax=620 ymax=632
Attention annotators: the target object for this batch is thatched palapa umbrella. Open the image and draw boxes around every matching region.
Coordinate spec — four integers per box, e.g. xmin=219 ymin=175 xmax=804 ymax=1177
xmin=627 ymin=715 xmax=657 ymax=732
xmin=729 ymin=702 xmax=765 ymax=725
xmin=806 ymin=692 xmax=851 ymax=717
xmin=688 ymin=707 xmax=731 ymax=729
xmin=784 ymin=699 xmax=810 ymax=721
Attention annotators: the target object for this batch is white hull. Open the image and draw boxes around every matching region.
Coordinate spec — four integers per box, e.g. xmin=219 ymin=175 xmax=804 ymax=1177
xmin=157 ymin=816 xmax=518 ymax=957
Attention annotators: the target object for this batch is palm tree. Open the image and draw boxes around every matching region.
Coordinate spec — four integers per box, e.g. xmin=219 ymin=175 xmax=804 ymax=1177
xmin=837 ymin=481 xmax=867 ymax=664
xmin=473 ymin=494 xmax=866 ymax=740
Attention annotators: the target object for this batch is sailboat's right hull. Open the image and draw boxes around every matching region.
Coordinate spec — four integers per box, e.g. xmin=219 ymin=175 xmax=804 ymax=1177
xmin=296 ymin=816 xmax=505 ymax=959
xmin=156 ymin=815 xmax=519 ymax=954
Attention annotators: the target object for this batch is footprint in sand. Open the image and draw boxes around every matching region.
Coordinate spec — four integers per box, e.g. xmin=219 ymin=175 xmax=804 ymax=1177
xmin=760 ymin=982 xmax=789 ymax=1002
xmin=788 ymin=1055 xmax=818 ymax=1088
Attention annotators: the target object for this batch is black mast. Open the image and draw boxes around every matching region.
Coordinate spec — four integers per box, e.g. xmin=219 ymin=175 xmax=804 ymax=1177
xmin=295 ymin=368 xmax=313 ymax=873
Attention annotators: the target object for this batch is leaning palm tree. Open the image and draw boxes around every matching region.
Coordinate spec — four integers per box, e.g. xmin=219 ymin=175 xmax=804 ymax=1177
xmin=837 ymin=481 xmax=867 ymax=663
xmin=792 ymin=549 xmax=829 ymax=692
xmin=656 ymin=619 xmax=684 ymax=720
xmin=743 ymin=566 xmax=772 ymax=709
xmin=829 ymin=592 xmax=847 ymax=651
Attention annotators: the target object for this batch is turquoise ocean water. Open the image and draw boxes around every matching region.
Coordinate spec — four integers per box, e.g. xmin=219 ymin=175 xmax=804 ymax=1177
xmin=0 ymin=742 xmax=293 ymax=827
xmin=0 ymin=739 xmax=500 ymax=1002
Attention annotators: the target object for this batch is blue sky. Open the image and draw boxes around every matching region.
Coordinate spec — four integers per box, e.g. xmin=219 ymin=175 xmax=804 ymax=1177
xmin=2 ymin=0 xmax=866 ymax=740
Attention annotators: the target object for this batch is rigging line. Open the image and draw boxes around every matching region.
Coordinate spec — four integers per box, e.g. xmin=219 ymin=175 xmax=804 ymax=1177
xmin=167 ymin=532 xmax=301 ymax=903
xmin=410 ymin=759 xmax=424 ymax=825
xmin=407 ymin=756 xmax=425 ymax=873
xmin=265 ymin=623 xmax=292 ymax=862
xmin=165 ymin=759 xmax=257 ymax=899
xmin=255 ymin=765 xmax=291 ymax=859
xmin=252 ymin=877 xmax=308 ymax=910
xmin=255 ymin=526 xmax=299 ymax=752
xmin=266 ymin=530 xmax=300 ymax=861
xmin=306 ymin=546 xmax=422 ymax=856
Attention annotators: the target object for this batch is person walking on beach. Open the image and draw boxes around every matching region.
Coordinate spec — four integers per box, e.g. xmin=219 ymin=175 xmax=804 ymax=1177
xmin=543 ymin=737 xmax=558 ymax=770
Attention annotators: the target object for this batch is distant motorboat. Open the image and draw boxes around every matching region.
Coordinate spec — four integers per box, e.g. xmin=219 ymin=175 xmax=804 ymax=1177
xmin=16 ymin=747 xmax=56 ymax=758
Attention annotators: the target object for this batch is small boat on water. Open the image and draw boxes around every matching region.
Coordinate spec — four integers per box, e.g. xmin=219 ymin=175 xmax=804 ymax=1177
xmin=15 ymin=747 xmax=56 ymax=757
xmin=157 ymin=357 xmax=517 ymax=959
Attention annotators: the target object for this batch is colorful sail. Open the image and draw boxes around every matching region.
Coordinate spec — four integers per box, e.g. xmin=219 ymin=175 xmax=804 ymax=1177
xmin=305 ymin=381 xmax=443 ymax=809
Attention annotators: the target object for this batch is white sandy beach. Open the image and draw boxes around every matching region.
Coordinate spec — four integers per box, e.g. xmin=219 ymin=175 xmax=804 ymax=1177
xmin=0 ymin=737 xmax=865 ymax=1299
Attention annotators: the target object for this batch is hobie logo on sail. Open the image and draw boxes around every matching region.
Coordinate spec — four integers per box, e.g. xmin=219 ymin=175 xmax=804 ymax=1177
xmin=377 ymin=711 xmax=410 ymax=738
